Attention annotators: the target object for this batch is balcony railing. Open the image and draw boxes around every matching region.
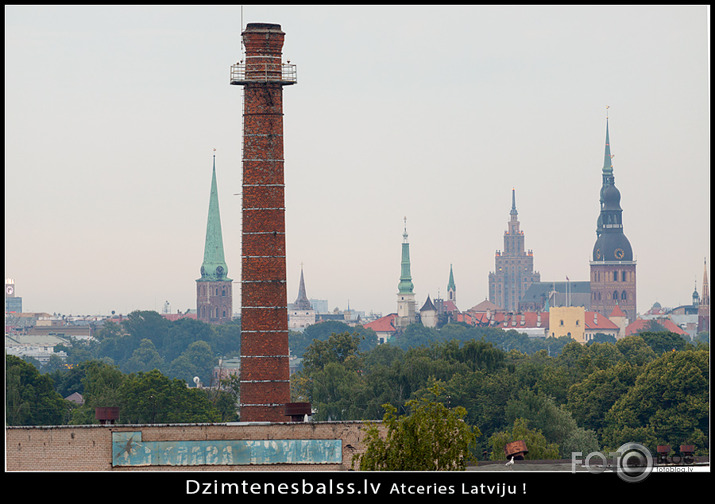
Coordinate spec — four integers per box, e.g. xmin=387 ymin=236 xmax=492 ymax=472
xmin=230 ymin=63 xmax=297 ymax=85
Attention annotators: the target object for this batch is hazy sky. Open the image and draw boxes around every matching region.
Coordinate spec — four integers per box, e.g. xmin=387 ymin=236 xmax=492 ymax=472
xmin=5 ymin=5 xmax=710 ymax=318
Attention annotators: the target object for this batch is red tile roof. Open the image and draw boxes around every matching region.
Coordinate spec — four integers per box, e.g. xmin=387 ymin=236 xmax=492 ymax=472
xmin=497 ymin=311 xmax=549 ymax=329
xmin=363 ymin=313 xmax=397 ymax=333
xmin=585 ymin=311 xmax=619 ymax=330
xmin=469 ymin=299 xmax=501 ymax=312
xmin=609 ymin=304 xmax=626 ymax=318
xmin=455 ymin=310 xmax=549 ymax=329
xmin=441 ymin=300 xmax=459 ymax=313
xmin=626 ymin=318 xmax=688 ymax=336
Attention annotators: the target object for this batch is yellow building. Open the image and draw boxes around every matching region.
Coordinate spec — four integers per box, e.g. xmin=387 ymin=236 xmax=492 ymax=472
xmin=549 ymin=306 xmax=586 ymax=343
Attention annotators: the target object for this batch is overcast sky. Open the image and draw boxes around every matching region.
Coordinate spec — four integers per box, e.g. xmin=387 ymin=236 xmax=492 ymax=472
xmin=5 ymin=5 xmax=710 ymax=318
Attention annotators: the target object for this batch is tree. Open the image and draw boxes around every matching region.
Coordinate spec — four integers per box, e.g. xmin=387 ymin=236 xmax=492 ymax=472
xmin=166 ymin=340 xmax=217 ymax=385
xmin=309 ymin=362 xmax=365 ymax=421
xmin=124 ymin=338 xmax=164 ymax=374
xmin=566 ymin=361 xmax=639 ymax=438
xmin=638 ymin=331 xmax=690 ymax=354
xmin=602 ymin=348 xmax=709 ymax=453
xmin=6 ymin=355 xmax=71 ymax=425
xmin=69 ymin=360 xmax=125 ymax=424
xmin=488 ymin=417 xmax=559 ymax=460
xmin=117 ymin=369 xmax=222 ymax=424
xmin=301 ymin=331 xmax=363 ymax=373
xmin=615 ymin=335 xmax=657 ymax=366
xmin=504 ymin=389 xmax=595 ymax=457
xmin=354 ymin=382 xmax=479 ymax=471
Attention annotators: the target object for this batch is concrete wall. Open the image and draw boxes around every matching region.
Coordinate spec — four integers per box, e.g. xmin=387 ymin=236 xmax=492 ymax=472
xmin=6 ymin=421 xmax=378 ymax=472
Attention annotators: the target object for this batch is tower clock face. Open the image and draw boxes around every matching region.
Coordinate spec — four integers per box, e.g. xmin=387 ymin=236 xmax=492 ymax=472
xmin=614 ymin=248 xmax=625 ymax=260
xmin=595 ymin=249 xmax=601 ymax=260
xmin=6 ymin=285 xmax=14 ymax=295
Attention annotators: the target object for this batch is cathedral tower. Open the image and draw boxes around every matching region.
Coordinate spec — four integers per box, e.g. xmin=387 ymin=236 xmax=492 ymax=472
xmin=489 ymin=188 xmax=540 ymax=311
xmin=589 ymin=113 xmax=636 ymax=322
xmin=231 ymin=23 xmax=296 ymax=422
xmin=196 ymin=153 xmax=233 ymax=324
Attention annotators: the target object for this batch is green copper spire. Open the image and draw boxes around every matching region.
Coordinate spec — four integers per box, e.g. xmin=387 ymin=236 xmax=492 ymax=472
xmin=602 ymin=109 xmax=613 ymax=175
xmin=447 ymin=264 xmax=456 ymax=292
xmin=198 ymin=154 xmax=231 ymax=282
xmin=398 ymin=217 xmax=414 ymax=294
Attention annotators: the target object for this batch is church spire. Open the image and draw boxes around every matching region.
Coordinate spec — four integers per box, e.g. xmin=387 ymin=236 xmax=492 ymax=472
xmin=398 ymin=217 xmax=414 ymax=294
xmin=510 ymin=187 xmax=518 ymax=217
xmin=447 ymin=264 xmax=456 ymax=303
xmin=199 ymin=153 xmax=230 ymax=281
xmin=603 ymin=108 xmax=614 ymax=175
xmin=592 ymin=111 xmax=632 ymax=261
xmin=293 ymin=264 xmax=312 ymax=310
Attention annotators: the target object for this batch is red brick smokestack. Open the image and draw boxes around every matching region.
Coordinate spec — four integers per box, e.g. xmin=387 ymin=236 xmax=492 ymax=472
xmin=231 ymin=23 xmax=296 ymax=422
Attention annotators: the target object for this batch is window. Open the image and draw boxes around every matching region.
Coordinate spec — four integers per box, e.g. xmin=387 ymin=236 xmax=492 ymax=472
xmin=560 ymin=320 xmax=564 ymax=326
xmin=621 ymin=291 xmax=627 ymax=300
xmin=613 ymin=291 xmax=619 ymax=300
xmin=622 ymin=271 xmax=627 ymax=282
xmin=613 ymin=271 xmax=618 ymax=282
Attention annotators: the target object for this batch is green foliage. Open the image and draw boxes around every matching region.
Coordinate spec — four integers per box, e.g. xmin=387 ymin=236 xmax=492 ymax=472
xmin=302 ymin=331 xmax=364 ymax=373
xmin=602 ymin=348 xmax=709 ymax=453
xmin=68 ymin=360 xmax=125 ymax=424
xmin=117 ymin=369 xmax=223 ymax=424
xmin=354 ymin=382 xmax=479 ymax=471
xmin=488 ymin=417 xmax=559 ymax=460
xmin=566 ymin=361 xmax=639 ymax=437
xmin=6 ymin=355 xmax=71 ymax=425
xmin=17 ymin=313 xmax=708 ymax=462
xmin=289 ymin=321 xmax=378 ymax=360
xmin=638 ymin=331 xmax=691 ymax=354
xmin=42 ymin=310 xmax=241 ymax=386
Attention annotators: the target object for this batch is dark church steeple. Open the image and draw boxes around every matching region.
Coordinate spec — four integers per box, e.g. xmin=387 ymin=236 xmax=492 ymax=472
xmin=590 ymin=111 xmax=636 ymax=323
xmin=592 ymin=115 xmax=633 ymax=262
xmin=293 ymin=264 xmax=312 ymax=310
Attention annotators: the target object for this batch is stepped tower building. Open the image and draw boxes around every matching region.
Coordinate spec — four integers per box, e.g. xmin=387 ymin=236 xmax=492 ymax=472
xmin=489 ymin=189 xmax=540 ymax=311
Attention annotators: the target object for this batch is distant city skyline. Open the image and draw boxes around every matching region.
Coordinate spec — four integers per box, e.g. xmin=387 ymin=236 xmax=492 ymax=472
xmin=5 ymin=5 xmax=709 ymax=317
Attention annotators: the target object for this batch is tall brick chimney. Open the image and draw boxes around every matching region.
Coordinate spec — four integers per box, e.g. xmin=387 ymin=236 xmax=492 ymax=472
xmin=231 ymin=23 xmax=296 ymax=422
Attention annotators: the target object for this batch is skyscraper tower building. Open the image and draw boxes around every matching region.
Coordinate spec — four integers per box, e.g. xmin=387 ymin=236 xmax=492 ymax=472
xmin=589 ymin=114 xmax=637 ymax=322
xmin=489 ymin=189 xmax=540 ymax=312
xmin=196 ymin=154 xmax=233 ymax=324
xmin=396 ymin=218 xmax=417 ymax=328
xmin=231 ymin=23 xmax=297 ymax=422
